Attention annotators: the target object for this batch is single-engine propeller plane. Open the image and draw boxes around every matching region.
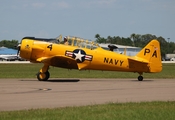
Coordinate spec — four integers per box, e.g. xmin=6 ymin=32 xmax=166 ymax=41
xmin=18 ymin=35 xmax=162 ymax=81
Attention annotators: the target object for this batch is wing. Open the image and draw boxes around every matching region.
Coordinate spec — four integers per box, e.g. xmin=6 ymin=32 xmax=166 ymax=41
xmin=36 ymin=55 xmax=78 ymax=69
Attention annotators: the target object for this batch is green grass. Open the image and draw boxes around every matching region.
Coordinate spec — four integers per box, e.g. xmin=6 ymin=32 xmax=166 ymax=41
xmin=0 ymin=101 xmax=175 ymax=120
xmin=0 ymin=63 xmax=175 ymax=79
xmin=0 ymin=63 xmax=175 ymax=119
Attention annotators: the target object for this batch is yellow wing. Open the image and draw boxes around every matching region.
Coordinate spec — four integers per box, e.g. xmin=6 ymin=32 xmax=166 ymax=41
xmin=36 ymin=55 xmax=78 ymax=69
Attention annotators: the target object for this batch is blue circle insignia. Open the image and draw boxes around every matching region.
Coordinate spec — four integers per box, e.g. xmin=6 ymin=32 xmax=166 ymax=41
xmin=72 ymin=49 xmax=86 ymax=63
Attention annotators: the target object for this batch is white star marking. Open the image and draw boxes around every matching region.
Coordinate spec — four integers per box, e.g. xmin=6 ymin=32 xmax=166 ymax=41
xmin=74 ymin=50 xmax=85 ymax=62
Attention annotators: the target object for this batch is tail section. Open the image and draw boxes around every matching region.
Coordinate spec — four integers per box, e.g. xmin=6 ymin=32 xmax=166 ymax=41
xmin=136 ymin=40 xmax=162 ymax=73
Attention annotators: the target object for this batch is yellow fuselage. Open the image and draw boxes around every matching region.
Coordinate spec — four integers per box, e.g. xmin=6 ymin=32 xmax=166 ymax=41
xmin=20 ymin=39 xmax=154 ymax=73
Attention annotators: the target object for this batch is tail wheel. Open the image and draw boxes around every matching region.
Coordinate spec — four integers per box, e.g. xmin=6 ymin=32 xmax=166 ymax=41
xmin=138 ymin=75 xmax=143 ymax=81
xmin=37 ymin=71 xmax=50 ymax=81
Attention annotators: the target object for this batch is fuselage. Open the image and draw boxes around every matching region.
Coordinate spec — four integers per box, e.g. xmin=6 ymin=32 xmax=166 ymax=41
xmin=20 ymin=38 xmax=150 ymax=73
xmin=19 ymin=36 xmax=162 ymax=81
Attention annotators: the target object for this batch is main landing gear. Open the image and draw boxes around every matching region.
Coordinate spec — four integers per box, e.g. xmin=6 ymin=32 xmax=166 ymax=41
xmin=138 ymin=75 xmax=143 ymax=81
xmin=138 ymin=72 xmax=143 ymax=81
xmin=37 ymin=71 xmax=50 ymax=81
xmin=36 ymin=64 xmax=50 ymax=81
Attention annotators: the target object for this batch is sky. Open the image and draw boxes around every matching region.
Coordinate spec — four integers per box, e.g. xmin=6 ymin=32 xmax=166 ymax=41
xmin=0 ymin=0 xmax=175 ymax=42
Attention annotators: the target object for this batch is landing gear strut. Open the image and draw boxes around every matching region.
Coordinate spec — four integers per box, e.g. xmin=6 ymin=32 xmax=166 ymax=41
xmin=36 ymin=64 xmax=50 ymax=81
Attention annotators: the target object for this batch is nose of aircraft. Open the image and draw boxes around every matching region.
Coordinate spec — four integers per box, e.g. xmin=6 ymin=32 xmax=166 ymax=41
xmin=19 ymin=39 xmax=33 ymax=60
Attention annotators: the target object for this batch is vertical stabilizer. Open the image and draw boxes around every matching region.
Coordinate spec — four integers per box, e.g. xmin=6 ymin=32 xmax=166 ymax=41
xmin=136 ymin=40 xmax=162 ymax=73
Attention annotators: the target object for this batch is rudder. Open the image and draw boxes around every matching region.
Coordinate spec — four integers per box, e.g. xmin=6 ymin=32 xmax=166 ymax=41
xmin=136 ymin=40 xmax=162 ymax=73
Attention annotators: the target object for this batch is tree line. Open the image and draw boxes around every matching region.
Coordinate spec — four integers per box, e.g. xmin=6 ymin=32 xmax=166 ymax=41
xmin=0 ymin=40 xmax=18 ymax=49
xmin=0 ymin=33 xmax=175 ymax=57
xmin=95 ymin=33 xmax=175 ymax=57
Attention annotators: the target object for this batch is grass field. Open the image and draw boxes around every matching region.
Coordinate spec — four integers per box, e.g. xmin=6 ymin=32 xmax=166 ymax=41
xmin=0 ymin=63 xmax=175 ymax=119
xmin=0 ymin=101 xmax=175 ymax=120
xmin=0 ymin=63 xmax=175 ymax=79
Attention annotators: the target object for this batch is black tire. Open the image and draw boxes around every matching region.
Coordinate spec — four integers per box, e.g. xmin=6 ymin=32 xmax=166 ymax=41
xmin=138 ymin=76 xmax=143 ymax=81
xmin=37 ymin=71 xmax=50 ymax=81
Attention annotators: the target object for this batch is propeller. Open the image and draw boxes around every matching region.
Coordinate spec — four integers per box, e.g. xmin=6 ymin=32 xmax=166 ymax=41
xmin=16 ymin=43 xmax=21 ymax=58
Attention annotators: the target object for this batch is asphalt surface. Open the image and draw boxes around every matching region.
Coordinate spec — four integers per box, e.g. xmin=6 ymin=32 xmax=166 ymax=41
xmin=0 ymin=78 xmax=175 ymax=111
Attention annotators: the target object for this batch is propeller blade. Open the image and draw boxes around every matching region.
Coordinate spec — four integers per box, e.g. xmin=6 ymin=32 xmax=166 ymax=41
xmin=16 ymin=44 xmax=21 ymax=57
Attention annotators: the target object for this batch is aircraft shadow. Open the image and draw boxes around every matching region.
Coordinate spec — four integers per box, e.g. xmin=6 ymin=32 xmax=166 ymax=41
xmin=20 ymin=79 xmax=153 ymax=82
xmin=20 ymin=79 xmax=80 ymax=82
xmin=131 ymin=79 xmax=154 ymax=82
xmin=46 ymin=79 xmax=80 ymax=82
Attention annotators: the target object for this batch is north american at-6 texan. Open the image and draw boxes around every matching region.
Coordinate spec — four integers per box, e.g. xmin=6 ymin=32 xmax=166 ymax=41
xmin=18 ymin=35 xmax=162 ymax=81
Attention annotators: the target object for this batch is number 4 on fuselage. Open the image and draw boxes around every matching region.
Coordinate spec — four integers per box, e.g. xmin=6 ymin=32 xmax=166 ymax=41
xmin=18 ymin=36 xmax=162 ymax=81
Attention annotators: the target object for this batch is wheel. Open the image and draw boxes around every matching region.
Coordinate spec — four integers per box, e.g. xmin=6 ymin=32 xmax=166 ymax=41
xmin=138 ymin=75 xmax=143 ymax=81
xmin=37 ymin=71 xmax=50 ymax=81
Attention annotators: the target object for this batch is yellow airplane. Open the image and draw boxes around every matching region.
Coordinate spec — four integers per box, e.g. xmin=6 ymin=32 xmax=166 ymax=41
xmin=18 ymin=35 xmax=162 ymax=81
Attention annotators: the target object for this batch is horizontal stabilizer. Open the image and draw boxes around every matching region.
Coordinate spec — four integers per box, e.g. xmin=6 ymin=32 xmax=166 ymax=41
xmin=128 ymin=57 xmax=149 ymax=72
xmin=128 ymin=57 xmax=149 ymax=64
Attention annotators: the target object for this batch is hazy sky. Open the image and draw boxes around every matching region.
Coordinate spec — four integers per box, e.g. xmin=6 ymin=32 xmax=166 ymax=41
xmin=0 ymin=0 xmax=175 ymax=42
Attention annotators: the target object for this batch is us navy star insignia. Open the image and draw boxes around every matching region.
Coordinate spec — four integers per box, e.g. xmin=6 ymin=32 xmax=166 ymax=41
xmin=65 ymin=49 xmax=93 ymax=63
xmin=74 ymin=50 xmax=85 ymax=62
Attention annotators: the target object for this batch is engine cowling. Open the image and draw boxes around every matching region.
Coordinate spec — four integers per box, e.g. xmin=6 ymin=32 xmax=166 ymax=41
xmin=20 ymin=39 xmax=33 ymax=60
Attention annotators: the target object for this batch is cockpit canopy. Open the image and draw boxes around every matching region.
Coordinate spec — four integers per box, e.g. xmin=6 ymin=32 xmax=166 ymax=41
xmin=65 ymin=36 xmax=99 ymax=50
xmin=22 ymin=35 xmax=100 ymax=50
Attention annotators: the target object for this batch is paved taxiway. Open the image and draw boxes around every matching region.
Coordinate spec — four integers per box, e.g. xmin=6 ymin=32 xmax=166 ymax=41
xmin=0 ymin=78 xmax=175 ymax=111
